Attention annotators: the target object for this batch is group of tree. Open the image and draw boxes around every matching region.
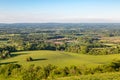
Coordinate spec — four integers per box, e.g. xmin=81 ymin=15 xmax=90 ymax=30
xmin=0 ymin=46 xmax=16 ymax=59
xmin=0 ymin=50 xmax=11 ymax=59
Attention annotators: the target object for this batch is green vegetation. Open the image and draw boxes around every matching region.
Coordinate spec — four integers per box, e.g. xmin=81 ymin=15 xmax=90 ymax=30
xmin=57 ymin=72 xmax=120 ymax=80
xmin=1 ymin=58 xmax=120 ymax=80
xmin=0 ymin=23 xmax=120 ymax=56
xmin=26 ymin=56 xmax=33 ymax=62
xmin=0 ymin=23 xmax=120 ymax=79
xmin=1 ymin=50 xmax=120 ymax=67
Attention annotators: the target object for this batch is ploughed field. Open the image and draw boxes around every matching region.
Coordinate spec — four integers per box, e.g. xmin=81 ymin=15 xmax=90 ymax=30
xmin=0 ymin=50 xmax=120 ymax=67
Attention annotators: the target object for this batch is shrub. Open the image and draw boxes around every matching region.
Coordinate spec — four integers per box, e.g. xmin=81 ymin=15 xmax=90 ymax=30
xmin=105 ymin=59 xmax=120 ymax=71
xmin=43 ymin=64 xmax=56 ymax=79
xmin=26 ymin=57 xmax=33 ymax=62
xmin=0 ymin=64 xmax=21 ymax=77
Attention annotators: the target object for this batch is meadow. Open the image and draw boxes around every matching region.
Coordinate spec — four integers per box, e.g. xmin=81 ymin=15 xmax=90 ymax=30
xmin=1 ymin=50 xmax=120 ymax=67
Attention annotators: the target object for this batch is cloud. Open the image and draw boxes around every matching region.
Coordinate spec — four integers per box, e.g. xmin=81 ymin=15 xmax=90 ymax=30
xmin=0 ymin=12 xmax=120 ymax=23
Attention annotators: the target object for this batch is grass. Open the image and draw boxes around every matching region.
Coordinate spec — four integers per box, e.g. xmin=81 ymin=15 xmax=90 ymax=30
xmin=0 ymin=50 xmax=120 ymax=67
xmin=1 ymin=50 xmax=120 ymax=80
xmin=56 ymin=72 xmax=120 ymax=80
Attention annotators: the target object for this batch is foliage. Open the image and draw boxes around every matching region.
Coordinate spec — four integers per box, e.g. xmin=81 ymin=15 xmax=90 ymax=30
xmin=26 ymin=57 xmax=33 ymax=62
xmin=1 ymin=59 xmax=120 ymax=80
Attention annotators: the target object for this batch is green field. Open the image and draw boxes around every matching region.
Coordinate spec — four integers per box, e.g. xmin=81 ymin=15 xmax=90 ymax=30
xmin=1 ymin=50 xmax=120 ymax=67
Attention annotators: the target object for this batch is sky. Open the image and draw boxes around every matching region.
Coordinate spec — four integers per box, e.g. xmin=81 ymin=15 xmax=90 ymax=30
xmin=0 ymin=0 xmax=120 ymax=23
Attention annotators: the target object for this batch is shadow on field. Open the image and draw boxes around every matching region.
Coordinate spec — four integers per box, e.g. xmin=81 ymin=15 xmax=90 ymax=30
xmin=33 ymin=58 xmax=48 ymax=61
xmin=11 ymin=53 xmax=29 ymax=57
xmin=0 ymin=61 xmax=18 ymax=65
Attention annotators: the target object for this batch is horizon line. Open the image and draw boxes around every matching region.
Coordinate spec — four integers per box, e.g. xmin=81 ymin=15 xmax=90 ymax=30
xmin=1 ymin=22 xmax=120 ymax=24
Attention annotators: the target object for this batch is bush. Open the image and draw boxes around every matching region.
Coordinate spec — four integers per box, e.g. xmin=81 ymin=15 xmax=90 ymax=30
xmin=0 ymin=64 xmax=21 ymax=77
xmin=43 ymin=64 xmax=56 ymax=79
xmin=26 ymin=57 xmax=33 ymax=62
xmin=2 ymin=61 xmax=120 ymax=80
xmin=105 ymin=59 xmax=120 ymax=71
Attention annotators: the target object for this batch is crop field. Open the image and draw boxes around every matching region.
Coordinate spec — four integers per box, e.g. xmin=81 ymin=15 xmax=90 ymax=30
xmin=100 ymin=37 xmax=120 ymax=43
xmin=1 ymin=50 xmax=120 ymax=67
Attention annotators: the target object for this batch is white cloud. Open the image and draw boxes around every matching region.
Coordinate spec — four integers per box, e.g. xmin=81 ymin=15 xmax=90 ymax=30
xmin=0 ymin=12 xmax=120 ymax=23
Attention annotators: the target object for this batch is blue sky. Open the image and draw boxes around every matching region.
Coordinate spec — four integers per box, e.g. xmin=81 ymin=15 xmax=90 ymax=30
xmin=0 ymin=0 xmax=120 ymax=23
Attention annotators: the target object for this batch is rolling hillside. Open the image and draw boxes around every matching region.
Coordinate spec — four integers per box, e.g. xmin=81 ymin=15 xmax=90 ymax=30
xmin=1 ymin=50 xmax=120 ymax=67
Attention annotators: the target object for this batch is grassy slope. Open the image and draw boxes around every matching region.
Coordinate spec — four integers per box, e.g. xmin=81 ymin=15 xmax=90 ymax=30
xmin=0 ymin=50 xmax=120 ymax=67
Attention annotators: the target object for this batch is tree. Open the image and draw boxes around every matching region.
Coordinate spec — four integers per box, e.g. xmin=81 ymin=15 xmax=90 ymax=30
xmin=80 ymin=46 xmax=88 ymax=54
xmin=1 ymin=50 xmax=11 ymax=59
xmin=26 ymin=57 xmax=33 ymax=62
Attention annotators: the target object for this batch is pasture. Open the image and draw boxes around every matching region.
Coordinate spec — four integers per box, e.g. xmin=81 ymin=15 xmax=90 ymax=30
xmin=1 ymin=50 xmax=120 ymax=67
